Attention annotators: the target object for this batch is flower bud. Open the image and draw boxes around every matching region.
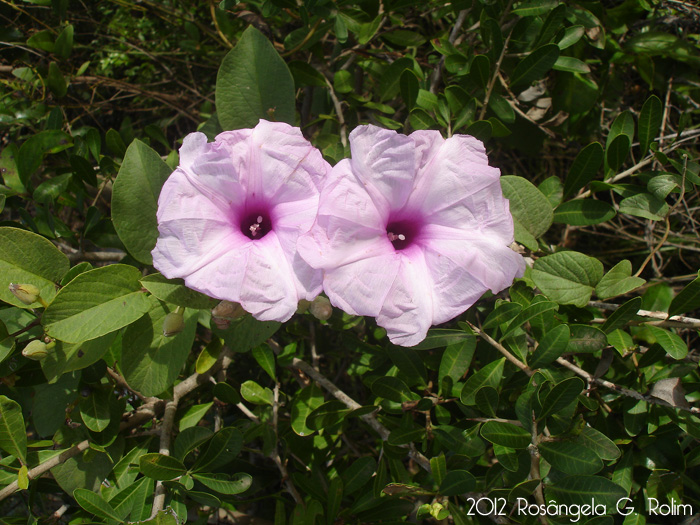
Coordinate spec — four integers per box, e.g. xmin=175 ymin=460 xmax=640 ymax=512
xmin=296 ymin=299 xmax=311 ymax=314
xmin=162 ymin=311 xmax=184 ymax=337
xmin=22 ymin=340 xmax=48 ymax=361
xmin=9 ymin=283 xmax=40 ymax=305
xmin=211 ymin=300 xmax=246 ymax=320
xmin=309 ymin=296 xmax=332 ymax=321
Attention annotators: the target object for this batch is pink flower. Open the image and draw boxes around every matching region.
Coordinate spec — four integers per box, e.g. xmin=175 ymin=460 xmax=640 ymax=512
xmin=152 ymin=120 xmax=330 ymax=322
xmin=298 ymin=125 xmax=525 ymax=346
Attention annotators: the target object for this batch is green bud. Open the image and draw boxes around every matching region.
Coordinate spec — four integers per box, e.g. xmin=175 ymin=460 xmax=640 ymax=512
xmin=211 ymin=300 xmax=245 ymax=320
xmin=162 ymin=311 xmax=184 ymax=337
xmin=22 ymin=340 xmax=48 ymax=361
xmin=296 ymin=299 xmax=311 ymax=314
xmin=309 ymin=296 xmax=332 ymax=321
xmin=9 ymin=283 xmax=41 ymax=305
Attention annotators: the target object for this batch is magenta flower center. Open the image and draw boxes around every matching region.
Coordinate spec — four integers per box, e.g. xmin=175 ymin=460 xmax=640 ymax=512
xmin=386 ymin=218 xmax=421 ymax=250
xmin=241 ymin=210 xmax=272 ymax=240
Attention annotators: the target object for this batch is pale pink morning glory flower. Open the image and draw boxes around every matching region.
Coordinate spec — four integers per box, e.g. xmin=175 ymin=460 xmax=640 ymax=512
xmin=297 ymin=125 xmax=526 ymax=346
xmin=152 ymin=120 xmax=330 ymax=322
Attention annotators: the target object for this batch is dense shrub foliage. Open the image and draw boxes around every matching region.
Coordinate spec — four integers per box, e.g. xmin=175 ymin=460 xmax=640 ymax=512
xmin=1 ymin=0 xmax=699 ymax=523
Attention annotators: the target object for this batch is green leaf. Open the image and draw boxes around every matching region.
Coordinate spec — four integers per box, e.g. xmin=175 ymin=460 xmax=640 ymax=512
xmin=306 ymin=400 xmax=350 ymax=430
xmin=480 ymin=421 xmax=531 ymax=449
xmin=173 ymin=427 xmax=213 ymax=461
xmin=342 ymin=456 xmax=375 ymax=495
xmin=578 ymin=427 xmax=621 ymax=461
xmin=290 ymin=384 xmax=324 ymax=437
xmin=192 ymin=472 xmax=252 ymax=495
xmin=139 ymin=453 xmax=187 ymax=480
xmin=439 ymin=470 xmax=476 ymax=497
xmin=333 ymin=70 xmax=353 ymax=94
xmin=502 ymin=301 xmax=558 ymax=339
xmin=647 ymin=326 xmax=688 ymax=359
xmin=501 ymin=175 xmax=553 ymax=249
xmin=288 ymin=61 xmax=327 ymax=88
xmin=382 ymin=30 xmax=427 ymax=47
xmin=601 ymin=297 xmax=642 ymax=333
xmin=546 ymin=475 xmax=626 ymax=509
xmin=0 ymin=396 xmax=27 ymax=464
xmin=638 ymin=95 xmax=662 ymax=155
xmin=0 ymin=227 xmax=70 ymax=308
xmin=619 ymin=192 xmax=669 ymax=221
xmin=534 ymin=4 xmax=566 ymax=47
xmin=538 ymin=440 xmax=603 ymax=475
xmin=215 ymin=315 xmax=281 ymax=353
xmin=79 ymin=389 xmax=111 ymax=432
xmin=54 ymin=24 xmax=74 ymax=58
xmin=73 ymin=488 xmax=123 ymax=522
xmin=564 ymin=142 xmax=603 ymax=198
xmin=216 ymin=26 xmax=295 ymax=129
xmin=400 ymin=70 xmax=419 ymax=110
xmin=43 ymin=264 xmax=151 ymax=344
xmin=512 ymin=0 xmax=559 ymax=17
xmin=668 ymin=272 xmax=700 ymax=318
xmin=379 ymin=58 xmax=414 ymax=102
xmin=553 ymin=199 xmax=616 ymax=226
xmin=17 ymin=130 xmax=72 ymax=183
xmin=410 ymin=329 xmax=472 ymax=350
xmin=531 ymin=251 xmax=604 ymax=307
xmin=105 ymin=129 xmax=126 ymax=158
xmin=240 ymin=380 xmax=274 ymax=406
xmin=607 ymin=329 xmax=634 ymax=355
xmin=558 ymin=25 xmax=585 ymax=49
xmin=112 ymin=139 xmax=172 ymax=265
xmin=17 ymin=465 xmax=28 ymax=490
xmin=252 ymin=345 xmax=276 ymax=381
xmin=474 ymin=387 xmax=499 ymax=418
xmin=552 ymin=56 xmax=590 ymax=74
xmin=539 ymin=377 xmax=584 ymax=419
xmin=460 ymin=358 xmax=505 ymax=405
xmin=568 ymin=325 xmax=607 ymax=353
xmin=178 ymin=403 xmax=213 ymax=431
xmin=430 ymin=455 xmax=446 ymax=486
xmin=438 ymin=338 xmax=476 ymax=384
xmin=213 ymin=382 xmax=241 ymax=405
xmin=510 ymin=44 xmax=560 ymax=90
xmin=596 ymin=260 xmax=646 ymax=300
xmin=140 ymin=273 xmax=216 ymax=309
xmin=388 ymin=427 xmax=425 ymax=445
xmin=386 ymin=345 xmax=427 ymax=386
xmin=46 ymin=62 xmax=67 ymax=98
xmin=193 ymin=427 xmax=243 ymax=472
xmin=121 ymin=298 xmax=198 ymax=396
xmin=470 ymin=55 xmax=490 ymax=89
xmin=606 ymin=134 xmax=631 ymax=172
xmin=371 ymin=376 xmax=417 ymax=403
xmin=488 ymin=93 xmax=515 ymax=123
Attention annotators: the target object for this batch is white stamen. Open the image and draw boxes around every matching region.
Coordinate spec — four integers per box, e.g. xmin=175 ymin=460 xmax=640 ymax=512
xmin=398 ymin=234 xmax=406 ymax=241
xmin=249 ymin=223 xmax=261 ymax=237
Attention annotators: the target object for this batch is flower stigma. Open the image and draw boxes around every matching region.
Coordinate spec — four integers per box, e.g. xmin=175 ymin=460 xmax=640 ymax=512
xmin=241 ymin=211 xmax=272 ymax=240
xmin=385 ymin=218 xmax=421 ymax=250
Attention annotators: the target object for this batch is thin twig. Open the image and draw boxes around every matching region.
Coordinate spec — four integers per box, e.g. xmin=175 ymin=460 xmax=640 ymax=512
xmin=429 ymin=9 xmax=469 ymax=93
xmin=466 ymin=322 xmax=534 ymax=376
xmin=324 ymin=76 xmax=347 ymax=148
xmin=588 ymin=301 xmax=700 ymax=327
xmin=556 ymin=357 xmax=700 ymax=416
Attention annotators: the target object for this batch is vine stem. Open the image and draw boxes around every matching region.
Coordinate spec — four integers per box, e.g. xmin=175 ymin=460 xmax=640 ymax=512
xmin=466 ymin=322 xmax=534 ymax=376
xmin=589 ymin=301 xmax=700 ymax=328
xmin=555 ymin=357 xmax=700 ymax=416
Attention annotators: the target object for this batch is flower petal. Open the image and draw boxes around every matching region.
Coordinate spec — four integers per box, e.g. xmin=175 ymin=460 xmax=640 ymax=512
xmin=244 ymin=120 xmax=328 ymax=205
xmin=376 ymin=247 xmax=433 ymax=347
xmin=152 ymin=169 xmax=245 ymax=278
xmin=349 ymin=125 xmax=416 ymax=215
xmin=423 ymin=237 xmax=526 ymax=293
xmin=239 ymin=233 xmax=301 ymax=322
xmin=323 ymin=254 xmax=401 ymax=317
xmin=297 ymin=159 xmax=391 ymax=269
